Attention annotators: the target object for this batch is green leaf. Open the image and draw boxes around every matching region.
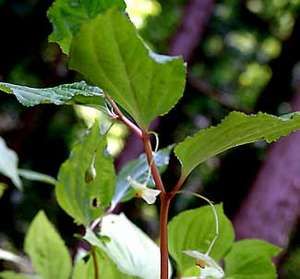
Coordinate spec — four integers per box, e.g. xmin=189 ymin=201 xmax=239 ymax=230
xmin=70 ymin=9 xmax=186 ymax=129
xmin=0 ymin=183 xmax=7 ymax=199
xmin=168 ymin=204 xmax=234 ymax=275
xmin=111 ymin=145 xmax=173 ymax=207
xmin=56 ymin=123 xmax=116 ymax=225
xmin=48 ymin=0 xmax=126 ymax=54
xmin=224 ymin=240 xmax=281 ymax=279
xmin=175 ymin=111 xmax=300 ymax=179
xmin=0 ymin=81 xmax=105 ymax=109
xmin=24 ymin=211 xmax=72 ymax=279
xmin=72 ymin=249 xmax=133 ymax=279
xmin=87 ymin=213 xmax=171 ymax=279
xmin=18 ymin=169 xmax=57 ymax=186
xmin=0 ymin=272 xmax=31 ymax=279
xmin=0 ymin=137 xmax=22 ymax=189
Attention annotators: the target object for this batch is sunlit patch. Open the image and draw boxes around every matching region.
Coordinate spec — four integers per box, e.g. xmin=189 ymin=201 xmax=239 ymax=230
xmin=226 ymin=31 xmax=257 ymax=54
xmin=74 ymin=106 xmax=128 ymax=157
xmin=125 ymin=0 xmax=161 ymax=28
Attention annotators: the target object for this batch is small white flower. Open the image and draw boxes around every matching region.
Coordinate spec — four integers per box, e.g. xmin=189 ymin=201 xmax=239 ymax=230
xmin=127 ymin=176 xmax=161 ymax=204
xmin=183 ymin=250 xmax=224 ymax=279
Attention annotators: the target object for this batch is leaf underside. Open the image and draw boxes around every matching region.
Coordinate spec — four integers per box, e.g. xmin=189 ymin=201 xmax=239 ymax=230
xmin=0 ymin=137 xmax=22 ymax=189
xmin=70 ymin=9 xmax=186 ymax=129
xmin=111 ymin=145 xmax=173 ymax=207
xmin=0 ymin=81 xmax=105 ymax=109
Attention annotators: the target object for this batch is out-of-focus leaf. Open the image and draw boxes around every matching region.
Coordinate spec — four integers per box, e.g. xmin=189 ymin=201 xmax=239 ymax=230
xmin=0 ymin=81 xmax=105 ymax=110
xmin=72 ymin=249 xmax=133 ymax=279
xmin=111 ymin=145 xmax=173 ymax=208
xmin=0 ymin=272 xmax=31 ymax=279
xmin=0 ymin=183 xmax=7 ymax=199
xmin=18 ymin=169 xmax=57 ymax=186
xmin=70 ymin=9 xmax=186 ymax=129
xmin=87 ymin=213 xmax=172 ymax=279
xmin=24 ymin=211 xmax=72 ymax=279
xmin=168 ymin=204 xmax=234 ymax=275
xmin=56 ymin=124 xmax=116 ymax=225
xmin=48 ymin=0 xmax=126 ymax=54
xmin=175 ymin=112 xmax=300 ymax=179
xmin=0 ymin=137 xmax=22 ymax=189
xmin=224 ymin=239 xmax=281 ymax=279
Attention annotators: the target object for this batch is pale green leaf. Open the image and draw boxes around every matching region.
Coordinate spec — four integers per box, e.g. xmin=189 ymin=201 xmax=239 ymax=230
xmin=88 ymin=213 xmax=172 ymax=279
xmin=72 ymin=249 xmax=133 ymax=279
xmin=0 ymin=81 xmax=104 ymax=109
xmin=18 ymin=169 xmax=57 ymax=186
xmin=0 ymin=137 xmax=22 ymax=189
xmin=70 ymin=9 xmax=186 ymax=129
xmin=48 ymin=0 xmax=126 ymax=54
xmin=24 ymin=211 xmax=72 ymax=279
xmin=56 ymin=123 xmax=116 ymax=225
xmin=0 ymin=272 xmax=31 ymax=279
xmin=168 ymin=204 xmax=234 ymax=275
xmin=224 ymin=240 xmax=281 ymax=279
xmin=111 ymin=145 xmax=173 ymax=207
xmin=175 ymin=111 xmax=300 ymax=178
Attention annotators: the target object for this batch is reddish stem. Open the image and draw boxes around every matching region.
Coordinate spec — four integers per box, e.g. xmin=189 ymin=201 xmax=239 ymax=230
xmin=106 ymin=95 xmax=143 ymax=138
xmin=107 ymin=98 xmax=186 ymax=279
xmin=159 ymin=193 xmax=171 ymax=279
xmin=142 ymin=131 xmax=166 ymax=193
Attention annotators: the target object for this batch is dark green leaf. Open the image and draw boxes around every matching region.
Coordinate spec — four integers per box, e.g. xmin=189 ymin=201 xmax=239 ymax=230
xmin=48 ymin=0 xmax=126 ymax=54
xmin=56 ymin=124 xmax=116 ymax=225
xmin=168 ymin=204 xmax=234 ymax=274
xmin=0 ymin=81 xmax=105 ymax=109
xmin=70 ymin=9 xmax=186 ymax=129
xmin=111 ymin=145 xmax=173 ymax=207
xmin=175 ymin=111 xmax=300 ymax=179
xmin=224 ymin=239 xmax=281 ymax=279
xmin=24 ymin=211 xmax=72 ymax=279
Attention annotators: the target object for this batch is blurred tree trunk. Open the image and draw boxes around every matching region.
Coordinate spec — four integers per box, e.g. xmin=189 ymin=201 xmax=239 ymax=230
xmin=233 ymin=18 xmax=300 ymax=250
xmin=169 ymin=0 xmax=214 ymax=62
xmin=234 ymin=89 xmax=300 ymax=248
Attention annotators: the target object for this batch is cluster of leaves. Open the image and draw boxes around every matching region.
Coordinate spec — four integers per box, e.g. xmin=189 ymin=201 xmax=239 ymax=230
xmin=1 ymin=0 xmax=300 ymax=278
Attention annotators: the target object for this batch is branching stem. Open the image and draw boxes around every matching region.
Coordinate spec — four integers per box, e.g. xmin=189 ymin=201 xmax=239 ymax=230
xmin=106 ymin=98 xmax=190 ymax=279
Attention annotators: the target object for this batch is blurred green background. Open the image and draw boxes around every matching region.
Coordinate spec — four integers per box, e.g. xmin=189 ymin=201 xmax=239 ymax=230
xmin=0 ymin=0 xmax=300 ymax=277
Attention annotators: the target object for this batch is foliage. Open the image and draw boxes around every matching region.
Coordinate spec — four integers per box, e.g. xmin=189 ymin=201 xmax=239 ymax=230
xmin=56 ymin=123 xmax=115 ymax=225
xmin=0 ymin=0 xmax=298 ymax=278
xmin=69 ymin=9 xmax=186 ymax=129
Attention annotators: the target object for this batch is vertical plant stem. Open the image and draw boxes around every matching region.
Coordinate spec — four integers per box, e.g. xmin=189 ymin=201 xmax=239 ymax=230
xmin=91 ymin=247 xmax=99 ymax=279
xmin=160 ymin=194 xmax=171 ymax=279
xmin=142 ymin=132 xmax=165 ymax=193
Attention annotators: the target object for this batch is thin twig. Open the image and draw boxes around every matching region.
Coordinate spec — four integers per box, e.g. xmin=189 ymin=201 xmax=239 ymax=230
xmin=142 ymin=131 xmax=166 ymax=193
